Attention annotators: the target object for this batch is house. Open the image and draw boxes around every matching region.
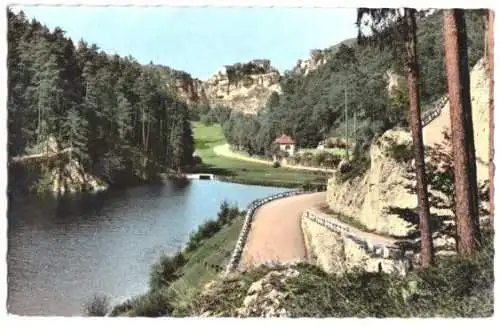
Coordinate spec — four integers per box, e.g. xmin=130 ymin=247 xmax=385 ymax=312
xmin=274 ymin=134 xmax=296 ymax=156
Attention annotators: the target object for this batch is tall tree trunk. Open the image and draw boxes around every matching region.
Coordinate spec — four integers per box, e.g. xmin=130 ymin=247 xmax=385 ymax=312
xmin=404 ymin=8 xmax=434 ymax=267
xmin=487 ymin=10 xmax=495 ymax=224
xmin=443 ymin=9 xmax=481 ymax=256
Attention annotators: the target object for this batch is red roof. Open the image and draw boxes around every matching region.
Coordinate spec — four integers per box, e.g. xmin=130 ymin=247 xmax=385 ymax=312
xmin=275 ymin=134 xmax=295 ymax=145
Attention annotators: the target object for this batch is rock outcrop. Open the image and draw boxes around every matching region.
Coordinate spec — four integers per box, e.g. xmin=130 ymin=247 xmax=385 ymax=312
xmin=10 ymin=136 xmax=108 ymax=195
xmin=161 ymin=59 xmax=281 ymax=115
xmin=326 ymin=58 xmax=490 ymax=239
xmin=293 ymin=49 xmax=331 ymax=76
xmin=165 ymin=73 xmax=208 ymax=106
xmin=198 ymin=267 xmax=300 ymax=317
xmin=292 ymin=39 xmax=357 ymax=76
xmin=202 ymin=60 xmax=281 ymax=115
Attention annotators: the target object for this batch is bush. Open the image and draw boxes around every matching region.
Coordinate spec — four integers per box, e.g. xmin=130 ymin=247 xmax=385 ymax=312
xmin=216 ymin=200 xmax=240 ymax=225
xmin=336 ymin=160 xmax=369 ymax=183
xmin=149 ymin=252 xmax=187 ymax=292
xmin=84 ymin=294 xmax=110 ymax=317
xmin=109 ymin=298 xmax=134 ymax=316
xmin=129 ymin=292 xmax=173 ymax=317
xmin=186 ymin=219 xmax=222 ymax=251
xmin=192 ymin=155 xmax=202 ymax=165
xmin=388 ymin=142 xmax=414 ymax=163
xmin=272 ymin=161 xmax=281 ymax=168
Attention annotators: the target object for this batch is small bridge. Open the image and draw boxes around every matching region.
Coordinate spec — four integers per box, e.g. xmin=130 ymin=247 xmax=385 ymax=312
xmin=185 ymin=173 xmax=216 ymax=180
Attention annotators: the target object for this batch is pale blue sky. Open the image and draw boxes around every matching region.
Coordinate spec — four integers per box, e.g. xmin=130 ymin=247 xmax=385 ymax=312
xmin=11 ymin=5 xmax=358 ymax=79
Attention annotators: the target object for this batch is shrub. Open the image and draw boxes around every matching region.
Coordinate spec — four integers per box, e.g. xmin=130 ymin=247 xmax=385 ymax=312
xmin=84 ymin=294 xmax=110 ymax=317
xmin=186 ymin=219 xmax=222 ymax=251
xmin=192 ymin=155 xmax=202 ymax=165
xmin=272 ymin=161 xmax=281 ymax=168
xmin=336 ymin=157 xmax=370 ymax=183
xmin=149 ymin=252 xmax=187 ymax=292
xmin=129 ymin=292 xmax=173 ymax=317
xmin=216 ymin=200 xmax=240 ymax=225
xmin=109 ymin=299 xmax=134 ymax=316
xmin=388 ymin=142 xmax=414 ymax=163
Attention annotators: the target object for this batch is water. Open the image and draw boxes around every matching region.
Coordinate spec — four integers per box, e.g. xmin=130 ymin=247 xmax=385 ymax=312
xmin=7 ymin=180 xmax=290 ymax=316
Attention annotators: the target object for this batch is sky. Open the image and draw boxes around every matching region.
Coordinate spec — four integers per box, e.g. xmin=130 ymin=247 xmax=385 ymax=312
xmin=10 ymin=5 xmax=358 ymax=79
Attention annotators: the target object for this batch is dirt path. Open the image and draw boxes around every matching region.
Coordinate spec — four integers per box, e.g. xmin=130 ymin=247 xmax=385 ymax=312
xmin=213 ymin=144 xmax=334 ymax=173
xmin=240 ymin=192 xmax=326 ymax=270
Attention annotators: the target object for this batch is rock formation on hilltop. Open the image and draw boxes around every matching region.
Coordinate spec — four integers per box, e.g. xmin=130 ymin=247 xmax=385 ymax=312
xmin=292 ymin=39 xmax=357 ymax=76
xmin=202 ymin=59 xmax=281 ymax=114
xmin=159 ymin=59 xmax=281 ymax=115
xmin=293 ymin=49 xmax=330 ymax=76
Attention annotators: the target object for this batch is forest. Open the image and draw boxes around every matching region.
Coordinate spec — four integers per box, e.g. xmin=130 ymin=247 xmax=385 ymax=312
xmin=221 ymin=10 xmax=486 ymax=158
xmin=7 ymin=9 xmax=195 ymax=190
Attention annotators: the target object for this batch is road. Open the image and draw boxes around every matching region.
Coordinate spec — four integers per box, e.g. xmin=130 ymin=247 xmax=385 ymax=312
xmin=239 ymin=192 xmax=326 ymax=270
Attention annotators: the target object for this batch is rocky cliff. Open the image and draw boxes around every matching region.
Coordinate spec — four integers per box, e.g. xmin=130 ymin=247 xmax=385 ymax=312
xmin=202 ymin=60 xmax=281 ymax=114
xmin=161 ymin=59 xmax=281 ymax=114
xmin=326 ymin=59 xmax=490 ymax=241
xmin=9 ymin=136 xmax=108 ymax=195
xmin=293 ymin=49 xmax=331 ymax=76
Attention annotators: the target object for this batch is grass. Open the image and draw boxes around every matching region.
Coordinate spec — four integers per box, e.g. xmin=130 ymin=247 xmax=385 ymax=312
xmin=191 ymin=122 xmax=328 ymax=188
xmin=194 ymin=226 xmax=494 ymax=317
xmin=166 ymin=216 xmax=245 ymax=316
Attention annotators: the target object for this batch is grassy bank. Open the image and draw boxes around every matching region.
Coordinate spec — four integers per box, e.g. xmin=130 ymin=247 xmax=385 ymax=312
xmin=191 ymin=122 xmax=328 ymax=188
xmin=193 ymin=227 xmax=494 ymax=317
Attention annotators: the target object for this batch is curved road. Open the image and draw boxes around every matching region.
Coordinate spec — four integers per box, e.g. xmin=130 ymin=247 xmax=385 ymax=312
xmin=239 ymin=192 xmax=326 ymax=270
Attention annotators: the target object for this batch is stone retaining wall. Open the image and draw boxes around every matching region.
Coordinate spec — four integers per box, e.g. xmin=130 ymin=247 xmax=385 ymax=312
xmin=224 ymin=190 xmax=306 ymax=276
xmin=303 ymin=210 xmax=416 ymax=274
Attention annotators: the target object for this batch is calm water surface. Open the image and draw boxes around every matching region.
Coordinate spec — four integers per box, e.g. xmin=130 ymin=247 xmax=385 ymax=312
xmin=7 ymin=180 xmax=290 ymax=316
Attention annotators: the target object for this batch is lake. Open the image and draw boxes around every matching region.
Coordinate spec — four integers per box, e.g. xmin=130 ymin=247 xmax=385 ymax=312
xmin=7 ymin=180 xmax=291 ymax=316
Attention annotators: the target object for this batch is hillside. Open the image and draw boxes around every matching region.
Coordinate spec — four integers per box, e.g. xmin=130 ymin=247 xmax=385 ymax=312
xmin=326 ymin=58 xmax=490 ymax=242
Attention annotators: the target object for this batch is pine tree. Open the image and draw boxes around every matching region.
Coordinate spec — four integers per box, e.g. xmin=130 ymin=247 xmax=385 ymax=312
xmin=443 ymin=9 xmax=481 ymax=255
xmin=357 ymin=8 xmax=434 ymax=267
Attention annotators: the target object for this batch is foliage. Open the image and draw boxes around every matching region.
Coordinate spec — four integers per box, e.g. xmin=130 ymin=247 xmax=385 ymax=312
xmin=7 ymin=10 xmax=196 ymax=190
xmin=387 ymin=141 xmax=414 ymax=163
xmin=149 ymin=252 xmax=187 ymax=292
xmin=201 ymin=105 xmax=232 ymax=126
xmin=128 ymin=292 xmax=173 ymax=317
xmin=186 ymin=201 xmax=241 ymax=252
xmin=84 ymin=294 xmax=110 ymax=317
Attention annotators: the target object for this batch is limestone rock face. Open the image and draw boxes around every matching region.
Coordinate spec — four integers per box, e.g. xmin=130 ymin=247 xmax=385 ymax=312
xmin=166 ymin=74 xmax=208 ymax=106
xmin=164 ymin=59 xmax=282 ymax=115
xmin=386 ymin=69 xmax=405 ymax=94
xmin=201 ymin=60 xmax=282 ymax=115
xmin=326 ymin=58 xmax=490 ymax=238
xmin=292 ymin=49 xmax=330 ymax=76
xmin=50 ymin=157 xmax=108 ymax=195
